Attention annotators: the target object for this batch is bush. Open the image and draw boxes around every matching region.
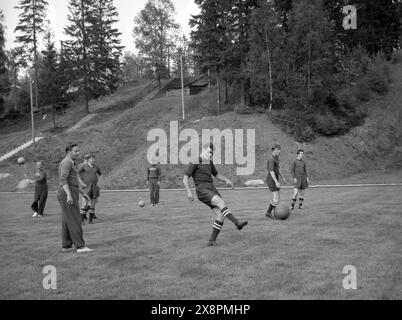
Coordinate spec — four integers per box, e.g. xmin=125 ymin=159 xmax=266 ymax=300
xmin=353 ymin=79 xmax=371 ymax=101
xmin=272 ymin=109 xmax=317 ymax=142
xmin=310 ymin=113 xmax=346 ymax=136
xmin=364 ymin=55 xmax=391 ymax=95
xmin=234 ymin=103 xmax=254 ymax=114
xmin=366 ymin=69 xmax=389 ymax=94
xmin=391 ymin=50 xmax=402 ymax=64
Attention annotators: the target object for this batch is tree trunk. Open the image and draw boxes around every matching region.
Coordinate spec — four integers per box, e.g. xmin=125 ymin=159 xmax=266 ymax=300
xmin=208 ymin=69 xmax=211 ymax=91
xmin=225 ymin=79 xmax=228 ymax=104
xmin=33 ymin=0 xmax=39 ymax=111
xmin=265 ymin=27 xmax=273 ymax=116
xmin=85 ymin=97 xmax=89 ymax=114
xmin=81 ymin=0 xmax=90 ymax=114
xmin=52 ymin=106 xmax=56 ymax=129
xmin=216 ymin=65 xmax=221 ymax=114
xmin=307 ymin=0 xmax=312 ymax=109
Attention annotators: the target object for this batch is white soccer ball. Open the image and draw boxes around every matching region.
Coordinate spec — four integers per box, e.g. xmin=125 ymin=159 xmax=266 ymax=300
xmin=17 ymin=157 xmax=25 ymax=165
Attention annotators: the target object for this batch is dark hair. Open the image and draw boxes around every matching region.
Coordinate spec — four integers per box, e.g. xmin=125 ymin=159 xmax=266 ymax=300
xmin=297 ymin=149 xmax=304 ymax=154
xmin=271 ymin=143 xmax=281 ymax=151
xmin=65 ymin=143 xmax=78 ymax=154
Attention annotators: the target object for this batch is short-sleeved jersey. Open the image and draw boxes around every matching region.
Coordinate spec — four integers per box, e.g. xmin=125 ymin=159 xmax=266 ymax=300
xmin=291 ymin=159 xmax=307 ymax=178
xmin=184 ymin=158 xmax=218 ymax=187
xmin=78 ymin=163 xmax=102 ymax=185
xmin=267 ymin=155 xmax=280 ymax=177
xmin=58 ymin=157 xmax=79 ymax=188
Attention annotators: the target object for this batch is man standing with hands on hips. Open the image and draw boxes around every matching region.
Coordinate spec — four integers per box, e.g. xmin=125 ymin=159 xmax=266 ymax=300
xmin=57 ymin=143 xmax=93 ymax=253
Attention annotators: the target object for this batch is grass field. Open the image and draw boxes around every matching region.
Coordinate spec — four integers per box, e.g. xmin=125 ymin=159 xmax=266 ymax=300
xmin=0 ymin=186 xmax=401 ymax=300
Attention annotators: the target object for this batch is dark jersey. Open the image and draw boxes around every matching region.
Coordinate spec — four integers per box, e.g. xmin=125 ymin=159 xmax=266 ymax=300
xmin=184 ymin=159 xmax=218 ymax=187
xmin=267 ymin=155 xmax=280 ymax=178
xmin=291 ymin=159 xmax=307 ymax=178
xmin=35 ymin=169 xmax=47 ymax=186
xmin=78 ymin=163 xmax=102 ymax=185
xmin=147 ymin=165 xmax=161 ymax=181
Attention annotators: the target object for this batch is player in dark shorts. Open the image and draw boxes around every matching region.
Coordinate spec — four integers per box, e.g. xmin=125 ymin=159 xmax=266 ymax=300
xmin=78 ymin=154 xmax=102 ymax=224
xmin=265 ymin=143 xmax=287 ymax=219
xmin=290 ymin=149 xmax=310 ymax=210
xmin=183 ymin=143 xmax=248 ymax=246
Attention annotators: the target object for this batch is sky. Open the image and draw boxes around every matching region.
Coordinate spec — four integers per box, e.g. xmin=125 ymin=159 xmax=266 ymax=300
xmin=0 ymin=0 xmax=200 ymax=53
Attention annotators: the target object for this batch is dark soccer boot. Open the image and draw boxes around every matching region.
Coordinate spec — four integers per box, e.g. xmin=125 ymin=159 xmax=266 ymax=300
xmin=298 ymin=203 xmax=303 ymax=209
xmin=207 ymin=240 xmax=215 ymax=247
xmin=236 ymin=221 xmax=248 ymax=230
xmin=265 ymin=211 xmax=275 ymax=219
xmin=290 ymin=203 xmax=295 ymax=210
xmin=89 ymin=212 xmax=94 ymax=224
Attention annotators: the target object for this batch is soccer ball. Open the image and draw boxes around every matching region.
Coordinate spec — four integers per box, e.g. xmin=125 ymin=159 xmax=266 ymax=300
xmin=274 ymin=204 xmax=291 ymax=220
xmin=138 ymin=200 xmax=145 ymax=207
xmin=17 ymin=157 xmax=25 ymax=165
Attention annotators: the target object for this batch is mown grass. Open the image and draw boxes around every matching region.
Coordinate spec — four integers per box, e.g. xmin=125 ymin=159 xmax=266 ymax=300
xmin=0 ymin=186 xmax=400 ymax=300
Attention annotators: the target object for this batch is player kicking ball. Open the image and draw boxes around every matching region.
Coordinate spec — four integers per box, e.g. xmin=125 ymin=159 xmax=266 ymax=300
xmin=290 ymin=149 xmax=310 ymax=210
xmin=265 ymin=143 xmax=287 ymax=219
xmin=183 ymin=143 xmax=248 ymax=247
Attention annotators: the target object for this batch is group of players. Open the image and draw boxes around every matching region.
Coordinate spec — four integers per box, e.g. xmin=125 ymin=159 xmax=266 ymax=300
xmin=30 ymin=152 xmax=102 ymax=225
xmin=182 ymin=142 xmax=309 ymax=246
xmin=30 ymin=141 xmax=309 ymax=251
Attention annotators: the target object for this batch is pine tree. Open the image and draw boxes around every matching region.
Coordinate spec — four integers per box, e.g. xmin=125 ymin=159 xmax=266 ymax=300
xmin=65 ymin=0 xmax=124 ymax=113
xmin=284 ymin=0 xmax=339 ymax=108
xmin=324 ymin=0 xmax=401 ymax=60
xmin=14 ymin=0 xmax=48 ymax=111
xmin=227 ymin=0 xmax=257 ymax=107
xmin=89 ymin=0 xmax=124 ymax=95
xmin=190 ymin=0 xmax=232 ymax=112
xmin=0 ymin=10 xmax=10 ymax=114
xmin=64 ymin=0 xmax=93 ymax=113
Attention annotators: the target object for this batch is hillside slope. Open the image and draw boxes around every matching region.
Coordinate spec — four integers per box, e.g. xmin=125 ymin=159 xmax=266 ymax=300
xmin=0 ymin=61 xmax=401 ymax=192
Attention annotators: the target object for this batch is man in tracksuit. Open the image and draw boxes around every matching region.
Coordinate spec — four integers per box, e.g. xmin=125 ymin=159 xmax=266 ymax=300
xmin=147 ymin=159 xmax=161 ymax=206
xmin=31 ymin=161 xmax=48 ymax=217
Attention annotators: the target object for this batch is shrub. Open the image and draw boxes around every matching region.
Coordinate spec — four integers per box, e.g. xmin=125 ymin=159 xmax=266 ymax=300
xmin=234 ymin=103 xmax=253 ymax=114
xmin=353 ymin=79 xmax=371 ymax=101
xmin=391 ymin=50 xmax=402 ymax=64
xmin=366 ymin=68 xmax=389 ymax=94
xmin=364 ymin=55 xmax=391 ymax=95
